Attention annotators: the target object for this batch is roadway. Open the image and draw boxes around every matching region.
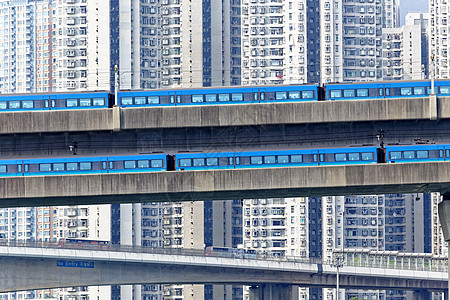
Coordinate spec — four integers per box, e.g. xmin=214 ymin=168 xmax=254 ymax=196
xmin=0 ymin=162 xmax=450 ymax=207
xmin=0 ymin=242 xmax=446 ymax=293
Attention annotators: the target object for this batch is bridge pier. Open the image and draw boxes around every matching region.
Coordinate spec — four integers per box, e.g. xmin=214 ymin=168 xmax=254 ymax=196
xmin=438 ymin=195 xmax=450 ymax=300
xmin=249 ymin=284 xmax=299 ymax=300
xmin=412 ymin=290 xmax=430 ymax=300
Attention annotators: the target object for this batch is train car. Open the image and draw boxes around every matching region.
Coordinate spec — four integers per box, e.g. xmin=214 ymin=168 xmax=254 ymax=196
xmin=174 ymin=149 xmax=320 ymax=171
xmin=58 ymin=238 xmax=110 ymax=249
xmin=317 ymin=147 xmax=378 ymax=165
xmin=117 ymin=83 xmax=319 ymax=107
xmin=174 ymin=147 xmax=378 ymax=170
xmin=325 ymin=79 xmax=450 ymax=101
xmin=0 ymin=91 xmax=111 ymax=112
xmin=0 ymin=153 xmax=168 ymax=176
xmin=385 ymin=144 xmax=448 ymax=163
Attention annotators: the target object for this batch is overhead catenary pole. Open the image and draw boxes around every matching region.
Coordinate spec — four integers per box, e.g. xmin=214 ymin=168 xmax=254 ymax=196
xmin=431 ymin=54 xmax=435 ymax=95
xmin=114 ymin=65 xmax=119 ymax=106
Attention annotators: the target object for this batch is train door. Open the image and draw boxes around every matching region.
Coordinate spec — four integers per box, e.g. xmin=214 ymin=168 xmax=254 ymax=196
xmin=169 ymin=91 xmax=180 ymax=105
xmin=377 ymin=84 xmax=386 ymax=99
xmin=166 ymin=155 xmax=176 ymax=171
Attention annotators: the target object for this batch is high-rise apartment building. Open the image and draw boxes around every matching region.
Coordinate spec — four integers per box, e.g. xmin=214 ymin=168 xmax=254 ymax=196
xmin=381 ymin=13 xmax=429 ymax=80
xmin=0 ymin=1 xmax=36 ymax=93
xmin=321 ymin=0 xmax=399 ymax=84
xmin=240 ymin=0 xmax=320 ymax=85
xmin=242 ymin=198 xmax=318 ymax=300
xmin=430 ymin=0 xmax=450 ymax=78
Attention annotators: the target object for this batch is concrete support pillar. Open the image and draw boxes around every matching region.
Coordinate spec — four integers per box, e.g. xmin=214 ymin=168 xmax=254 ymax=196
xmin=413 ymin=290 xmax=430 ymax=300
xmin=438 ymin=196 xmax=450 ymax=300
xmin=248 ymin=284 xmax=298 ymax=300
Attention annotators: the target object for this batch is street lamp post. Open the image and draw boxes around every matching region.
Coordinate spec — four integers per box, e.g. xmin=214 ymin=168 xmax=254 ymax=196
xmin=331 ymin=207 xmax=345 ymax=300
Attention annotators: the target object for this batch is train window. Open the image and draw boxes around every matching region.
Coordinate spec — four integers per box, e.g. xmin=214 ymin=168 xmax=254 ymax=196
xmin=218 ymin=94 xmax=230 ymax=101
xmin=400 ymin=88 xmax=412 ymax=96
xmin=121 ymin=97 xmax=133 ymax=105
xmin=124 ymin=161 xmax=136 ymax=169
xmin=276 ymin=92 xmax=287 ymax=100
xmin=176 ymin=95 xmax=181 ymax=103
xmin=357 ymin=89 xmax=369 ymax=97
xmin=440 ymin=86 xmax=450 ymax=94
xmin=67 ymin=99 xmax=78 ymax=107
xmin=179 ymin=159 xmax=192 ymax=167
xmin=24 ymin=165 xmax=29 ymax=172
xmin=39 ymin=164 xmax=52 ymax=172
xmin=134 ymin=97 xmax=146 ymax=105
xmin=206 ymin=158 xmax=218 ymax=166
xmin=313 ymin=154 xmax=318 ymax=162
xmin=390 ymin=151 xmax=401 ymax=160
xmin=335 ymin=154 xmax=347 ymax=161
xmin=254 ymin=93 xmax=259 ymax=100
xmin=302 ymin=91 xmax=314 ymax=99
xmin=193 ymin=158 xmax=205 ymax=167
xmin=385 ymin=88 xmax=390 ymax=96
xmin=278 ymin=155 xmax=289 ymax=163
xmin=229 ymin=157 xmax=234 ymax=165
xmin=93 ymin=98 xmax=105 ymax=106
xmin=205 ymin=94 xmax=216 ymax=102
xmin=0 ymin=102 xmax=6 ymax=109
xmin=348 ymin=153 xmax=360 ymax=161
xmin=403 ymin=151 xmax=415 ymax=159
xmin=264 ymin=156 xmax=276 ymax=164
xmin=22 ymin=101 xmax=34 ymax=108
xmin=53 ymin=163 xmax=65 ymax=171
xmin=9 ymin=101 xmax=20 ymax=109
xmin=446 ymin=150 xmax=450 ymax=158
xmin=18 ymin=165 xmax=21 ymax=172
xmin=80 ymin=162 xmax=92 ymax=170
xmin=102 ymin=162 xmax=107 ymax=170
xmin=80 ymin=99 xmax=91 ymax=106
xmin=148 ymin=96 xmax=159 ymax=104
xmin=65 ymin=163 xmax=77 ymax=171
xmin=289 ymin=92 xmax=300 ymax=99
xmin=137 ymin=160 xmax=150 ymax=168
xmin=232 ymin=93 xmax=243 ymax=101
xmin=291 ymin=155 xmax=302 ymax=163
xmin=261 ymin=93 xmax=265 ymax=100
xmin=319 ymin=154 xmax=324 ymax=162
xmin=192 ymin=95 xmax=204 ymax=103
xmin=343 ymin=90 xmax=355 ymax=97
xmin=0 ymin=165 xmax=6 ymax=173
xmin=361 ymin=153 xmax=374 ymax=160
xmin=151 ymin=160 xmax=163 ymax=168
xmin=109 ymin=162 xmax=114 ymax=169
xmin=414 ymin=87 xmax=425 ymax=95
xmin=170 ymin=96 xmax=175 ymax=104
xmin=330 ymin=90 xmax=342 ymax=98
xmin=379 ymin=88 xmax=384 ymax=96
xmin=251 ymin=156 xmax=263 ymax=164
xmin=416 ymin=151 xmax=429 ymax=159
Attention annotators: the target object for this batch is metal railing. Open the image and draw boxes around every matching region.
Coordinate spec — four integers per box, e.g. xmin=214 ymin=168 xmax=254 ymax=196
xmin=0 ymin=240 xmax=447 ymax=273
xmin=332 ymin=249 xmax=448 ymax=273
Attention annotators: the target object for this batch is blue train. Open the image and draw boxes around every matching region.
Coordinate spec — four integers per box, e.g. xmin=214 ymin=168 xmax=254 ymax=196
xmin=0 ymin=79 xmax=447 ymax=111
xmin=0 ymin=144 xmax=447 ymax=177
